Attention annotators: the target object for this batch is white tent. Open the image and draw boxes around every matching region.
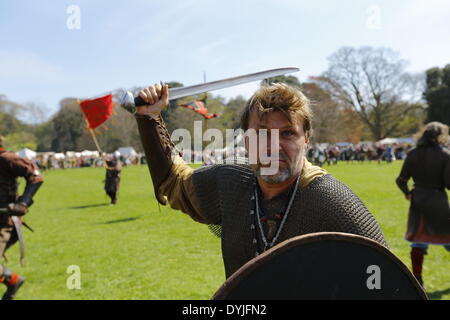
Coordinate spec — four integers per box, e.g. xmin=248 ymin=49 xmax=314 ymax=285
xmin=80 ymin=150 xmax=99 ymax=157
xmin=81 ymin=150 xmax=93 ymax=156
xmin=378 ymin=138 xmax=398 ymax=145
xmin=17 ymin=148 xmax=36 ymax=160
xmin=116 ymin=147 xmax=137 ymax=157
xmin=54 ymin=153 xmax=66 ymax=160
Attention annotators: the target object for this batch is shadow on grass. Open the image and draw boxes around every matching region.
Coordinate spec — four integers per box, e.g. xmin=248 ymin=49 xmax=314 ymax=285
xmin=98 ymin=216 xmax=141 ymax=225
xmin=427 ymin=287 xmax=450 ymax=300
xmin=68 ymin=203 xmax=110 ymax=210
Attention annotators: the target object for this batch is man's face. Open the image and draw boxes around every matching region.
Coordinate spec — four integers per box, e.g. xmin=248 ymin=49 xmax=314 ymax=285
xmin=245 ymin=110 xmax=309 ymax=184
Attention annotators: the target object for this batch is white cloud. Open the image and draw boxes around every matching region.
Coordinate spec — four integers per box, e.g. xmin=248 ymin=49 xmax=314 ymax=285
xmin=0 ymin=51 xmax=64 ymax=83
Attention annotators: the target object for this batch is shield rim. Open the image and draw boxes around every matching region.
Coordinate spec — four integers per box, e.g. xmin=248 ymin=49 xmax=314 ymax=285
xmin=212 ymin=232 xmax=428 ymax=300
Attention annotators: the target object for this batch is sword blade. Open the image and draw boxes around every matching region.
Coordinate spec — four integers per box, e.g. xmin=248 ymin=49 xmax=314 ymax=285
xmin=11 ymin=216 xmax=25 ymax=266
xmin=168 ymin=67 xmax=300 ymax=100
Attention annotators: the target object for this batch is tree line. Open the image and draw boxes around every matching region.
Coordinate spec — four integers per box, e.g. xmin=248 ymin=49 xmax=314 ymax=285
xmin=1 ymin=46 xmax=449 ymax=152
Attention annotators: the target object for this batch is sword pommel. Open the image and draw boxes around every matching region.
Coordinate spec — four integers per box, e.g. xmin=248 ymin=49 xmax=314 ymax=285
xmin=120 ymin=91 xmax=138 ymax=114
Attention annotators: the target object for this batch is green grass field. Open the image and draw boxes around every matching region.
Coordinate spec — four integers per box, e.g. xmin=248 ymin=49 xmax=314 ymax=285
xmin=4 ymin=161 xmax=449 ymax=300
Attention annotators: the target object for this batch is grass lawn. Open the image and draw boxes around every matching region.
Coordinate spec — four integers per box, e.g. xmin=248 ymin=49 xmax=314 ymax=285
xmin=4 ymin=161 xmax=449 ymax=300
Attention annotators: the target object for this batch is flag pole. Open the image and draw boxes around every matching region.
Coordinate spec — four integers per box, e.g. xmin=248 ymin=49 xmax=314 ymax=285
xmin=88 ymin=127 xmax=103 ymax=153
xmin=84 ymin=117 xmax=107 ymax=167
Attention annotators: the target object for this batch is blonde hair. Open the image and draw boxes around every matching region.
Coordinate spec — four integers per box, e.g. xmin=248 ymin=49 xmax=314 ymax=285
xmin=240 ymin=83 xmax=313 ymax=138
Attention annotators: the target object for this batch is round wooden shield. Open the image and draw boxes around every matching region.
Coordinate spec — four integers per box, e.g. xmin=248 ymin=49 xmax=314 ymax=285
xmin=213 ymin=232 xmax=427 ymax=300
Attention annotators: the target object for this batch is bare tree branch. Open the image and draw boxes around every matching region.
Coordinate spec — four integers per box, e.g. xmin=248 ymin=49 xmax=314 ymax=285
xmin=313 ymin=46 xmax=423 ymax=140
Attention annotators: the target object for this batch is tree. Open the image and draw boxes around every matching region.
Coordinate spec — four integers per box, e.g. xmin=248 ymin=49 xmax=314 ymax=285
xmin=0 ymin=95 xmax=40 ymax=150
xmin=222 ymin=95 xmax=247 ymax=130
xmin=314 ymin=46 xmax=424 ymax=141
xmin=50 ymin=98 xmax=85 ymax=152
xmin=23 ymin=101 xmax=50 ymax=125
xmin=0 ymin=95 xmax=27 ymax=135
xmin=0 ymin=112 xmax=25 ymax=137
xmin=3 ymin=132 xmax=37 ymax=150
xmin=35 ymin=121 xmax=55 ymax=152
xmin=424 ymin=64 xmax=450 ymax=126
xmin=301 ymin=82 xmax=364 ymax=143
xmin=261 ymin=75 xmax=301 ymax=88
xmin=0 ymin=94 xmax=25 ymax=119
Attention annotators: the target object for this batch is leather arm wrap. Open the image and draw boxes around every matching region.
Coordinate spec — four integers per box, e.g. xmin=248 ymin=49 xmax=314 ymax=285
xmin=17 ymin=180 xmax=43 ymax=207
xmin=135 ymin=113 xmax=181 ymax=205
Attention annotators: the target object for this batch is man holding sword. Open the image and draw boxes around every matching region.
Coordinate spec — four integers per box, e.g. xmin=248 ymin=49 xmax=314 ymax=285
xmin=127 ymin=70 xmax=387 ymax=279
xmin=0 ymin=136 xmax=43 ymax=300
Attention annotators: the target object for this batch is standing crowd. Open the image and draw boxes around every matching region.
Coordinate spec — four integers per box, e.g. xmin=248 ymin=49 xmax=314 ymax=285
xmin=307 ymin=143 xmax=416 ymax=167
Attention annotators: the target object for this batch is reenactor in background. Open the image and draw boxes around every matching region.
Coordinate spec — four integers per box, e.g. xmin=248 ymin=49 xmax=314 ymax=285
xmin=0 ymin=136 xmax=43 ymax=300
xmin=396 ymin=122 xmax=450 ymax=287
xmin=104 ymin=156 xmax=121 ymax=205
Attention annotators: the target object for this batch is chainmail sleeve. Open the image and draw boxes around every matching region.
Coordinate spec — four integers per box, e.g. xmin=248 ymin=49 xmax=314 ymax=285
xmin=191 ymin=160 xmax=253 ymax=238
xmin=159 ymin=161 xmax=235 ymax=229
xmin=191 ymin=164 xmax=223 ymax=227
xmin=306 ymin=175 xmax=388 ymax=248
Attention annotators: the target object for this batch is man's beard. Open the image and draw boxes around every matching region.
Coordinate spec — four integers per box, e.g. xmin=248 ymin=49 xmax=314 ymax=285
xmin=256 ymin=166 xmax=292 ymax=184
xmin=255 ymin=154 xmax=300 ymax=184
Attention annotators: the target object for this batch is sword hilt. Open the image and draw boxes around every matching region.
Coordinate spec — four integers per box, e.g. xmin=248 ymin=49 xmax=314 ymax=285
xmin=120 ymin=81 xmax=165 ymax=113
xmin=134 ymin=96 xmax=146 ymax=107
xmin=119 ymin=93 xmax=153 ymax=114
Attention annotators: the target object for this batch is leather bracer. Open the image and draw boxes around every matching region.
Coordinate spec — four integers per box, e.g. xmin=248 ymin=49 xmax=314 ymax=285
xmin=17 ymin=181 xmax=43 ymax=207
xmin=135 ymin=113 xmax=181 ymax=205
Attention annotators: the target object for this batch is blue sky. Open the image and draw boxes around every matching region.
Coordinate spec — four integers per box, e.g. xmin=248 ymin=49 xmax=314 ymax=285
xmin=1 ymin=0 xmax=449 ymax=116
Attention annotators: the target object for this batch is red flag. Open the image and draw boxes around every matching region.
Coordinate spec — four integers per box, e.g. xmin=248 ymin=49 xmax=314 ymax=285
xmin=179 ymin=100 xmax=219 ymax=119
xmin=79 ymin=94 xmax=114 ymax=129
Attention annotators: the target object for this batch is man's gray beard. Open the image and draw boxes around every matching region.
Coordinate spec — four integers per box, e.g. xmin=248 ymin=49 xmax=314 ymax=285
xmin=256 ymin=167 xmax=292 ymax=184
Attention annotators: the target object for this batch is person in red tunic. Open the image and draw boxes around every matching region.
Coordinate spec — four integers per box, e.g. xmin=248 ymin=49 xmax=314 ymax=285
xmin=0 ymin=136 xmax=44 ymax=299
